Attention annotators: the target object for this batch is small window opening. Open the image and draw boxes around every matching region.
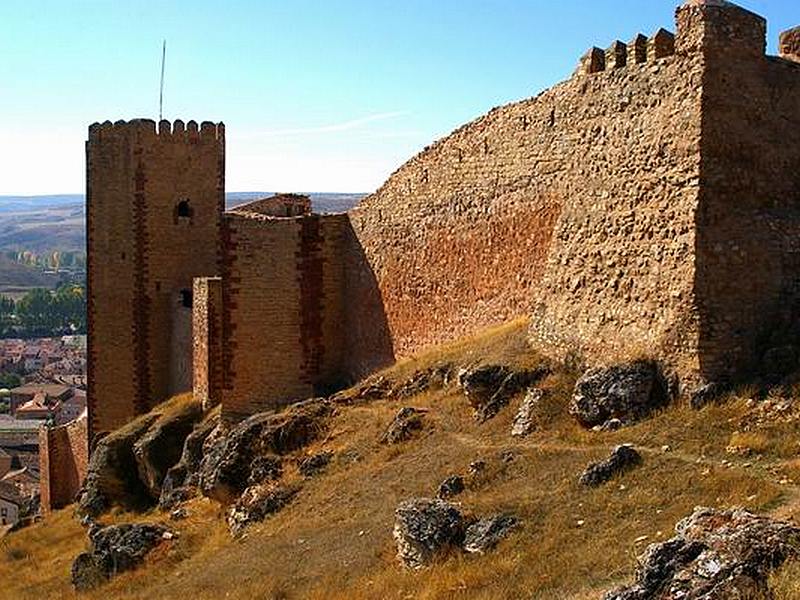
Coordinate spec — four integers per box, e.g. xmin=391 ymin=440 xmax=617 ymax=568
xmin=155 ymin=281 xmax=162 ymax=292
xmin=180 ymin=289 xmax=193 ymax=308
xmin=177 ymin=199 xmax=191 ymax=218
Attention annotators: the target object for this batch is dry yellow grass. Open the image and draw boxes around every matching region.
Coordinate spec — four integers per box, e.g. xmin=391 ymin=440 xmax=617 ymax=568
xmin=3 ymin=319 xmax=800 ymax=599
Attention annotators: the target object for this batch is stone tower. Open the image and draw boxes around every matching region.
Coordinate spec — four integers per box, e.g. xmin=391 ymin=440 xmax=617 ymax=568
xmin=86 ymin=119 xmax=224 ymax=443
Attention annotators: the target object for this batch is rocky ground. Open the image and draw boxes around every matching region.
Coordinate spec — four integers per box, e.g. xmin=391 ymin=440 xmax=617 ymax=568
xmin=4 ymin=318 xmax=800 ymax=599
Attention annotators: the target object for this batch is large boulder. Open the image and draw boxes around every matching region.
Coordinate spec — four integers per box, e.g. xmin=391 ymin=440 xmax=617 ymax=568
xmin=77 ymin=415 xmax=159 ymax=517
xmin=199 ymin=399 xmax=332 ymax=505
xmin=458 ymin=365 xmax=549 ymax=422
xmin=579 ymin=445 xmax=642 ymax=487
xmin=604 ymin=507 xmax=800 ymax=599
xmin=570 ymin=362 xmax=668 ymax=429
xmin=71 ymin=523 xmax=170 ymax=590
xmin=394 ymin=498 xmax=467 ymax=569
xmin=380 ymin=407 xmax=426 ymax=444
xmin=133 ymin=401 xmax=203 ymax=500
xmin=463 ymin=515 xmax=518 ymax=554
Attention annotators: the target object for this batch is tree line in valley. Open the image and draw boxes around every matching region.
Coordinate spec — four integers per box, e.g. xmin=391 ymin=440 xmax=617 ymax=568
xmin=0 ymin=284 xmax=86 ymax=338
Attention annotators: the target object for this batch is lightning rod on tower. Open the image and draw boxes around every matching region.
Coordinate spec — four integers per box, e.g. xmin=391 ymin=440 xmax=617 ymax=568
xmin=159 ymin=40 xmax=166 ymax=121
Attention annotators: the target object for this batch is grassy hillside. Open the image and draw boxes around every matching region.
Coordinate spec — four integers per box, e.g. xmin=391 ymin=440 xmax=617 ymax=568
xmin=3 ymin=319 xmax=800 ymax=599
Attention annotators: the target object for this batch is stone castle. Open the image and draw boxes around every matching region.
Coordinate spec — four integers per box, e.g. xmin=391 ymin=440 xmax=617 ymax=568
xmin=38 ymin=0 xmax=800 ymax=508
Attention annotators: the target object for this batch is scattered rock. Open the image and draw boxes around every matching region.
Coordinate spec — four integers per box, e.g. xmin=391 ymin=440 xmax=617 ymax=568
xmin=511 ymin=388 xmax=543 ymax=437
xmin=458 ymin=365 xmax=549 ymax=422
xmin=332 ymin=375 xmax=391 ymax=404
xmin=468 ymin=460 xmax=487 ymax=475
xmin=133 ymin=401 xmax=202 ymax=500
xmin=170 ymin=508 xmax=188 ymax=521
xmin=463 ymin=515 xmax=519 ymax=554
xmin=380 ymin=407 xmax=426 ymax=444
xmin=199 ymin=399 xmax=332 ymax=505
xmin=690 ymin=382 xmax=727 ymax=410
xmin=580 ymin=445 xmax=642 ymax=487
xmin=71 ymin=552 xmax=108 ymax=591
xmin=394 ymin=498 xmax=467 ymax=569
xmin=437 ymin=475 xmax=465 ymax=499
xmin=226 ymin=483 xmax=300 ymax=536
xmin=77 ymin=415 xmax=159 ymax=517
xmin=393 ymin=364 xmax=454 ymax=399
xmin=298 ymin=452 xmax=332 ymax=477
xmin=71 ymin=523 xmax=170 ymax=590
xmin=500 ymin=450 xmax=516 ymax=463
xmin=603 ymin=507 xmax=800 ymax=599
xmin=570 ymin=361 xmax=667 ymax=429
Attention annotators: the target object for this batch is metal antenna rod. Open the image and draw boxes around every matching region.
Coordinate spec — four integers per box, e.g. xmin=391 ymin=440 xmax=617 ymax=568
xmin=159 ymin=40 xmax=166 ymax=121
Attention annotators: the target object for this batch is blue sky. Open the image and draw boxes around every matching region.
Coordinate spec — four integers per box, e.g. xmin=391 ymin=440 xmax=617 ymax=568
xmin=0 ymin=0 xmax=795 ymax=194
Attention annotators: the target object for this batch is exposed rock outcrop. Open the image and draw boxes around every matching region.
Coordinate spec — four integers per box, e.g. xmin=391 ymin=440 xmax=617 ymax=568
xmin=77 ymin=415 xmax=159 ymax=517
xmin=71 ymin=523 xmax=170 ymax=591
xmin=463 ymin=515 xmax=518 ymax=554
xmin=570 ymin=362 xmax=668 ymax=429
xmin=158 ymin=414 xmax=221 ymax=510
xmin=604 ymin=507 xmax=800 ymax=599
xmin=511 ymin=388 xmax=544 ymax=437
xmin=199 ymin=399 xmax=332 ymax=505
xmin=579 ymin=445 xmax=642 ymax=487
xmin=393 ymin=498 xmax=467 ymax=569
xmin=380 ymin=407 xmax=427 ymax=444
xmin=133 ymin=401 xmax=203 ymax=500
xmin=458 ymin=365 xmax=549 ymax=422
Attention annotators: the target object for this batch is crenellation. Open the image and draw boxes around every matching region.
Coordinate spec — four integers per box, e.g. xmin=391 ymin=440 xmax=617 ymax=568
xmin=606 ymin=40 xmax=627 ymax=69
xmin=649 ymin=28 xmax=675 ymax=61
xmin=629 ymin=34 xmax=648 ymax=64
xmin=579 ymin=47 xmax=606 ymax=75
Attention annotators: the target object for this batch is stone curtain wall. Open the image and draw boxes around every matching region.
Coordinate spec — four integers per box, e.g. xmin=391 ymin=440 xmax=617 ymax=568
xmin=192 ymin=277 xmax=223 ymax=410
xmin=221 ymin=213 xmax=349 ymax=422
xmin=689 ymin=3 xmax=800 ymax=379
xmin=86 ymin=120 xmax=224 ymax=441
xmin=350 ymin=21 xmax=701 ymax=372
xmin=39 ymin=412 xmax=89 ymax=512
xmin=530 ymin=20 xmax=704 ymax=374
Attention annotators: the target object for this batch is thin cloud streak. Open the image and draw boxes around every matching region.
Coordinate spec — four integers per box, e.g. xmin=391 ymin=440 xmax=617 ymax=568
xmin=234 ymin=111 xmax=410 ymax=139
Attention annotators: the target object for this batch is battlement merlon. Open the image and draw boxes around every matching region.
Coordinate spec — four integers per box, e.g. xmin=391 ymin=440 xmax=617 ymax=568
xmin=87 ymin=118 xmax=225 ymax=144
xmin=675 ymin=0 xmax=766 ymax=59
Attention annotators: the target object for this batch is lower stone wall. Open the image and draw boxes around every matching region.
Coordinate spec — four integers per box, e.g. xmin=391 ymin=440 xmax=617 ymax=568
xmin=221 ymin=213 xmax=349 ymax=423
xmin=39 ymin=412 xmax=89 ymax=512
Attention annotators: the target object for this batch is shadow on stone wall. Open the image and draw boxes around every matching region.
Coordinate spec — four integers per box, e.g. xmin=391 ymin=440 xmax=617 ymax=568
xmin=341 ymin=216 xmax=395 ymax=383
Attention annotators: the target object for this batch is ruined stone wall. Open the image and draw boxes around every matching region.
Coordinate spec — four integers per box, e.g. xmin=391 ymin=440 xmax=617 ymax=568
xmin=39 ymin=412 xmax=88 ymax=512
xmin=87 ymin=120 xmax=224 ymax=441
xmin=221 ymin=213 xmax=348 ymax=422
xmin=193 ymin=277 xmax=223 ymax=410
xmin=350 ymin=24 xmax=702 ymax=372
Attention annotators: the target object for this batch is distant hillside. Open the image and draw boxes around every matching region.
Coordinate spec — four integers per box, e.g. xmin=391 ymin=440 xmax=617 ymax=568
xmin=0 ymin=193 xmax=363 ymax=254
xmin=0 ymin=254 xmax=60 ymax=297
